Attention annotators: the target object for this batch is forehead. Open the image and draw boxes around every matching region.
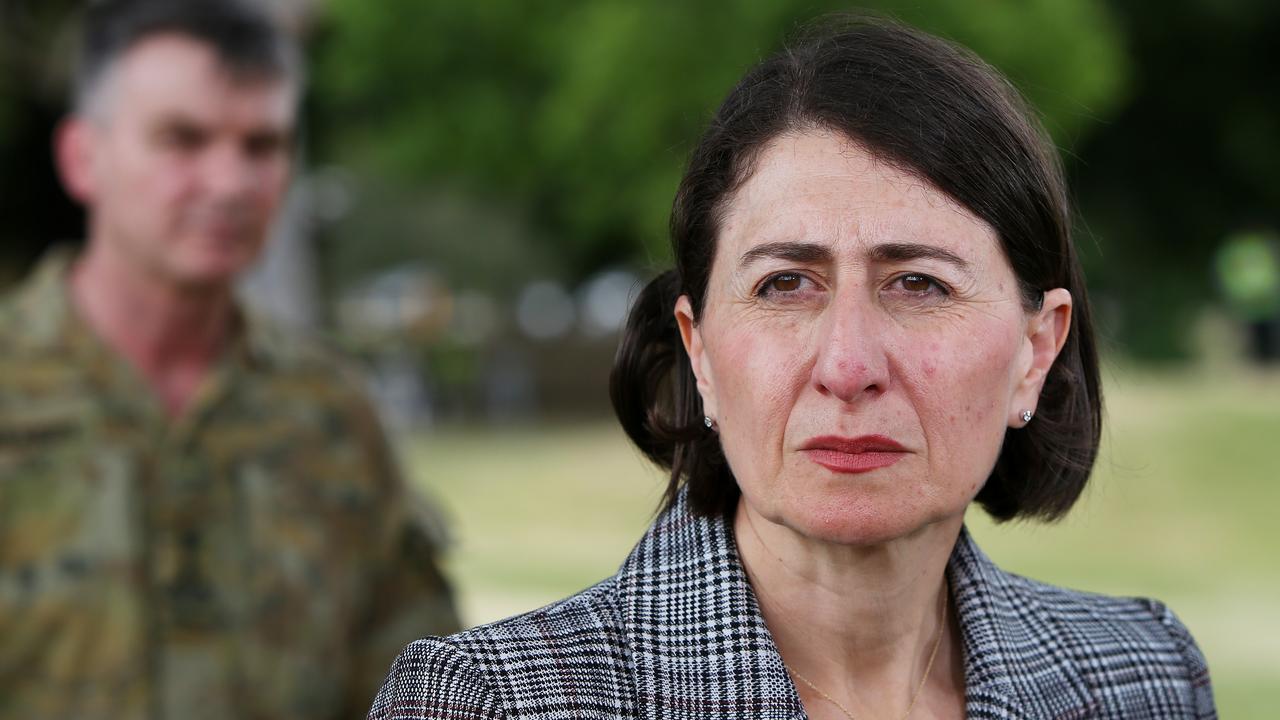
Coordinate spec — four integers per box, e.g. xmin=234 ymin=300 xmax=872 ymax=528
xmin=100 ymin=33 xmax=296 ymax=130
xmin=718 ymin=131 xmax=999 ymax=265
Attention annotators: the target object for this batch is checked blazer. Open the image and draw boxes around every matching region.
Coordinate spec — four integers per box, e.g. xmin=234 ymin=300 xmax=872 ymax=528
xmin=368 ymin=492 xmax=1216 ymax=719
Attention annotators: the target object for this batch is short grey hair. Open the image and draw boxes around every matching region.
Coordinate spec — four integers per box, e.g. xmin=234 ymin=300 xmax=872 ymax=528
xmin=74 ymin=0 xmax=302 ymax=117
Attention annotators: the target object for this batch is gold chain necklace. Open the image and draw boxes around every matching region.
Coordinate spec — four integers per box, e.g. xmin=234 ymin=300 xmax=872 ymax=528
xmin=784 ymin=587 xmax=947 ymax=720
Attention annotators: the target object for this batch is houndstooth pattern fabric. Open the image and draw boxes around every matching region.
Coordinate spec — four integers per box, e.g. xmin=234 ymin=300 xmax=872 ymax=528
xmin=369 ymin=492 xmax=1216 ymax=719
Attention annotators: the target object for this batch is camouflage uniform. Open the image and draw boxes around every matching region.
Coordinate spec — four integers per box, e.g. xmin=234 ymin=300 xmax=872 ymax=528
xmin=0 ymin=250 xmax=459 ymax=719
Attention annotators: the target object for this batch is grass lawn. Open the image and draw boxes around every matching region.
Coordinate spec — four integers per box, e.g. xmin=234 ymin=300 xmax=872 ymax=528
xmin=403 ymin=366 xmax=1279 ymax=717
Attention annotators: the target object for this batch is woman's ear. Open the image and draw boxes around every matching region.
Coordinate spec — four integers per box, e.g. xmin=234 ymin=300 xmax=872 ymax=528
xmin=1010 ymin=288 xmax=1072 ymax=426
xmin=674 ymin=295 xmax=718 ymax=421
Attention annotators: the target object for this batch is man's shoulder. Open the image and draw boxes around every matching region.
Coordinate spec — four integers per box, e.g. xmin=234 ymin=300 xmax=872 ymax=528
xmin=233 ymin=315 xmax=400 ymax=479
xmin=243 ymin=312 xmax=350 ymax=374
xmin=0 ymin=264 xmax=85 ymax=410
xmin=0 ymin=281 xmax=21 ymax=339
xmin=239 ymin=313 xmax=374 ymax=403
xmin=0 ymin=254 xmax=73 ymax=355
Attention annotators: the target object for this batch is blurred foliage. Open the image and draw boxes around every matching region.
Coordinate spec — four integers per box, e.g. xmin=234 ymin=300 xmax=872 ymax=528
xmin=0 ymin=0 xmax=83 ymax=284
xmin=2 ymin=0 xmax=1277 ymax=359
xmin=309 ymin=0 xmax=1127 ymax=293
xmin=1070 ymin=0 xmax=1280 ymax=358
xmin=0 ymin=73 xmax=11 ymax=140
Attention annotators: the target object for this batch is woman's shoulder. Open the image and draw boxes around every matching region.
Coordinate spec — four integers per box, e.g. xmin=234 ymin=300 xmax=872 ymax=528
xmin=953 ymin=532 xmax=1216 ymax=717
xmin=999 ymin=566 xmax=1207 ymax=660
xmin=368 ymin=576 xmax=636 ymax=719
xmin=368 ymin=634 xmax=502 ymax=719
xmin=443 ymin=575 xmax=629 ymax=665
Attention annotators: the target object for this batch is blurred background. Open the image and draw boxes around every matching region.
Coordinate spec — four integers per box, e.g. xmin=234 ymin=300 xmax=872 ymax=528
xmin=2 ymin=0 xmax=1277 ymax=715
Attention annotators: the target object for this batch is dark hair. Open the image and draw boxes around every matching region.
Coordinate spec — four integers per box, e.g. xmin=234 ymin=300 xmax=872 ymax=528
xmin=611 ymin=15 xmax=1102 ymax=523
xmin=75 ymin=0 xmax=299 ymax=114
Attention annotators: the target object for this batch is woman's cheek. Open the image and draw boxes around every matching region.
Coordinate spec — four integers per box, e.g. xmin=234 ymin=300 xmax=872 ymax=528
xmin=713 ymin=330 xmax=805 ymax=458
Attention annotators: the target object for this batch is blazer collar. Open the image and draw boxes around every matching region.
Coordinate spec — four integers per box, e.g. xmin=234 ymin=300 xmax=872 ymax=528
xmin=616 ymin=494 xmax=804 ymax=719
xmin=948 ymin=528 xmax=1098 ymax=719
xmin=615 ymin=493 xmax=1098 ymax=719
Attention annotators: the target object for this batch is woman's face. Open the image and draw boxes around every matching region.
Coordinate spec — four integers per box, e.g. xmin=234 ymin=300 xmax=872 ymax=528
xmin=676 ymin=130 xmax=1069 ymax=546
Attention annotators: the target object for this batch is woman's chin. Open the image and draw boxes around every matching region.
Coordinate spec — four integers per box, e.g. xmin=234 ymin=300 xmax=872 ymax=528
xmin=779 ymin=494 xmax=959 ymax=548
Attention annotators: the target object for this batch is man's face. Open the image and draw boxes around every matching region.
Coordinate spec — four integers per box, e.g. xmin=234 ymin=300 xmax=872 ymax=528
xmin=71 ymin=33 xmax=295 ymax=290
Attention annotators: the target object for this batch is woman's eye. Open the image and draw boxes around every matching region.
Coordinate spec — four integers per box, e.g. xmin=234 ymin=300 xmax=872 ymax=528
xmin=769 ymin=273 xmax=803 ymax=292
xmin=757 ymin=272 xmax=811 ymax=298
xmin=895 ymin=273 xmax=946 ymax=295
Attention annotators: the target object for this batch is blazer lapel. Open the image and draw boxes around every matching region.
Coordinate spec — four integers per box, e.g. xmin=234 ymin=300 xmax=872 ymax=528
xmin=949 ymin=528 xmax=1099 ymax=720
xmin=616 ymin=495 xmax=805 ymax=720
xmin=614 ymin=497 xmax=1098 ymax=720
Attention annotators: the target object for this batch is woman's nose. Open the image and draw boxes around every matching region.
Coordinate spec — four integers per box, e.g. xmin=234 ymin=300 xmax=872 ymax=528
xmin=810 ymin=300 xmax=890 ymax=403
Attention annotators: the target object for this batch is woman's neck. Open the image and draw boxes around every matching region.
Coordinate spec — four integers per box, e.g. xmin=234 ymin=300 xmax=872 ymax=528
xmin=734 ymin=500 xmax=966 ymax=718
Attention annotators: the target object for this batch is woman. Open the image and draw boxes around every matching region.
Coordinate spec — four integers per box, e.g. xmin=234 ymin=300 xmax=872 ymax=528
xmin=370 ymin=17 xmax=1216 ymax=720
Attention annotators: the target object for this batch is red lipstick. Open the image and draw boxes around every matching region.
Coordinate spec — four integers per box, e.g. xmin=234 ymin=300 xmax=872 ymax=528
xmin=800 ymin=434 xmax=907 ymax=474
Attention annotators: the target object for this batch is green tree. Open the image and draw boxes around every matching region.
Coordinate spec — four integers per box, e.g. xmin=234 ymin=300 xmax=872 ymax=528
xmin=310 ymin=0 xmax=1128 ymax=297
xmin=1069 ymin=0 xmax=1280 ymax=359
xmin=0 ymin=0 xmax=83 ymax=285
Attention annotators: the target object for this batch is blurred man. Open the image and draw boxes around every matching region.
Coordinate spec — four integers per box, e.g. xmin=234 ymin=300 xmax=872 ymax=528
xmin=0 ymin=1 xmax=458 ymax=717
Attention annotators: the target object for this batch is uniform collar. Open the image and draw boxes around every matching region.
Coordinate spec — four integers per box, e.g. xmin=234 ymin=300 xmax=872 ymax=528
xmin=14 ymin=245 xmax=278 ymax=366
xmin=10 ymin=246 xmax=274 ymax=427
xmin=616 ymin=492 xmax=1098 ymax=719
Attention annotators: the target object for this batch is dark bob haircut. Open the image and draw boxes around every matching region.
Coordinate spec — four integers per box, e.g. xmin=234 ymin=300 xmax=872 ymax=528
xmin=75 ymin=0 xmax=300 ymax=115
xmin=611 ymin=16 xmax=1102 ymax=523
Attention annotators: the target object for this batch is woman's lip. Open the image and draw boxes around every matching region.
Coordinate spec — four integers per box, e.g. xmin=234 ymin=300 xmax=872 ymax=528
xmin=803 ymin=449 xmax=905 ymax=473
xmin=800 ymin=435 xmax=907 ymax=474
xmin=800 ymin=434 xmax=906 ymax=453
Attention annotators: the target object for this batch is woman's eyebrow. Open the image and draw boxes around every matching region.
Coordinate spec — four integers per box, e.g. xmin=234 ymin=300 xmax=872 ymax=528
xmin=868 ymin=242 xmax=972 ymax=276
xmin=737 ymin=241 xmax=833 ymax=270
xmin=737 ymin=241 xmax=972 ymax=275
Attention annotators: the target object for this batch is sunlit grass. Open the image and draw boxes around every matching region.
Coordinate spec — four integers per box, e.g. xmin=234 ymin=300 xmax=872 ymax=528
xmin=403 ymin=366 xmax=1280 ymax=717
